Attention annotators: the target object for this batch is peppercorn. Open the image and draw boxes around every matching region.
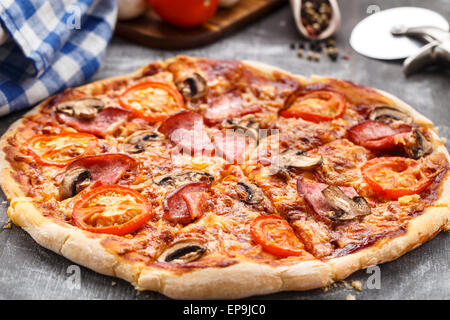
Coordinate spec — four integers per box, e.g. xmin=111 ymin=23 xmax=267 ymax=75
xmin=327 ymin=47 xmax=339 ymax=61
xmin=301 ymin=0 xmax=332 ymax=37
xmin=326 ymin=38 xmax=336 ymax=47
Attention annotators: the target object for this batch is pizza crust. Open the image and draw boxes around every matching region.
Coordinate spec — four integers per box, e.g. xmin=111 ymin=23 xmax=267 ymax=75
xmin=328 ymin=206 xmax=449 ymax=281
xmin=0 ymin=57 xmax=449 ymax=299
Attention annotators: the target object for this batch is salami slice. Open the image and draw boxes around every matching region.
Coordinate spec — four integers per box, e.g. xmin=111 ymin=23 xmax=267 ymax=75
xmin=204 ymin=89 xmax=261 ymax=125
xmin=66 ymin=153 xmax=137 ymax=186
xmin=348 ymin=120 xmax=411 ymax=150
xmin=163 ymin=182 xmax=210 ymax=224
xmin=297 ymin=178 xmax=358 ymax=220
xmin=158 ymin=110 xmax=215 ymax=156
xmin=57 ymin=107 xmax=130 ymax=138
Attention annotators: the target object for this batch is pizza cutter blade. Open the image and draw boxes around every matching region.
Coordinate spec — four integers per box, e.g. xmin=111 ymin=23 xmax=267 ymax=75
xmin=349 ymin=7 xmax=449 ymax=60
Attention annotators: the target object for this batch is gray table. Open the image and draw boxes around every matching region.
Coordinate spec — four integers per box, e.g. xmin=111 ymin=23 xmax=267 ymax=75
xmin=0 ymin=0 xmax=449 ymax=300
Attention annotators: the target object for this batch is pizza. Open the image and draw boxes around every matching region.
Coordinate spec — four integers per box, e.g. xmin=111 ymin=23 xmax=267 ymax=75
xmin=0 ymin=56 xmax=449 ymax=299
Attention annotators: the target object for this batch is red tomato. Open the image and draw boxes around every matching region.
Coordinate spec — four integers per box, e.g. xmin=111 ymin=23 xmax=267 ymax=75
xmin=281 ymin=90 xmax=347 ymax=122
xmin=361 ymin=157 xmax=432 ymax=200
xmin=119 ymin=81 xmax=185 ymax=122
xmin=250 ymin=215 xmax=306 ymax=257
xmin=27 ymin=133 xmax=97 ymax=167
xmin=72 ymin=185 xmax=152 ymax=236
xmin=148 ymin=0 xmax=219 ymax=27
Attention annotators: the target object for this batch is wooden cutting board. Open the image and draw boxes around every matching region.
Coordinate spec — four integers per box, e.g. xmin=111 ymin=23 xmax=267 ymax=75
xmin=115 ymin=0 xmax=287 ymax=50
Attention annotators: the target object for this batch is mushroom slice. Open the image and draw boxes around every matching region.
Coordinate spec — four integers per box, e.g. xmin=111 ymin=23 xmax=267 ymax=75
xmin=321 ymin=185 xmax=371 ymax=221
xmin=176 ymin=73 xmax=208 ymax=100
xmin=155 ymin=170 xmax=214 ymax=187
xmin=56 ymin=98 xmax=105 ymax=119
xmin=369 ymin=106 xmax=412 ymax=124
xmin=221 ymin=116 xmax=260 ymax=130
xmin=221 ymin=118 xmax=260 ymax=142
xmin=123 ymin=130 xmax=164 ymax=154
xmin=235 ymin=182 xmax=264 ymax=205
xmin=273 ymin=167 xmax=292 ymax=182
xmin=279 ymin=150 xmax=323 ymax=170
xmin=404 ymin=129 xmax=433 ymax=159
xmin=158 ymin=240 xmax=207 ymax=264
xmin=59 ymin=167 xmax=92 ymax=200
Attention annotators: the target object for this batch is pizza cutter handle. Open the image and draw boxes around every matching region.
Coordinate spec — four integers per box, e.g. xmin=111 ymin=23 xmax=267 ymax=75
xmin=392 ymin=25 xmax=450 ymax=43
xmin=403 ymin=40 xmax=450 ymax=76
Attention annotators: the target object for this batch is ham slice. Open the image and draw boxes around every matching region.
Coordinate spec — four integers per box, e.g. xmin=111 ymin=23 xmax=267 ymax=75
xmin=204 ymin=89 xmax=261 ymax=125
xmin=212 ymin=130 xmax=255 ymax=164
xmin=158 ymin=110 xmax=215 ymax=156
xmin=57 ymin=107 xmax=130 ymax=138
xmin=163 ymin=182 xmax=210 ymax=224
xmin=348 ymin=120 xmax=411 ymax=150
xmin=297 ymin=178 xmax=358 ymax=221
xmin=66 ymin=153 xmax=136 ymax=186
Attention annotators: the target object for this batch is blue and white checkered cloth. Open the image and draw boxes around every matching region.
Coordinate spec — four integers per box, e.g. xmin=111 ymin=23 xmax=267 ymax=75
xmin=0 ymin=0 xmax=117 ymax=116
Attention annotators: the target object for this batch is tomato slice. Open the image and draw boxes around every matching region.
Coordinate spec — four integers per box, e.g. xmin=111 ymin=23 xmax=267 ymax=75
xmin=119 ymin=81 xmax=185 ymax=122
xmin=281 ymin=90 xmax=347 ymax=122
xmin=250 ymin=215 xmax=305 ymax=257
xmin=27 ymin=133 xmax=97 ymax=167
xmin=361 ymin=157 xmax=432 ymax=200
xmin=72 ymin=185 xmax=152 ymax=236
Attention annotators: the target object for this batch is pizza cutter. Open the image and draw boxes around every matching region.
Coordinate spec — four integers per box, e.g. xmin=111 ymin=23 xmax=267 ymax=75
xmin=349 ymin=7 xmax=450 ymax=76
xmin=392 ymin=25 xmax=450 ymax=76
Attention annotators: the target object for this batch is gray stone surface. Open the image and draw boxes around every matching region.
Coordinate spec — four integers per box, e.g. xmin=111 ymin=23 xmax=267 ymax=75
xmin=0 ymin=0 xmax=448 ymax=300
